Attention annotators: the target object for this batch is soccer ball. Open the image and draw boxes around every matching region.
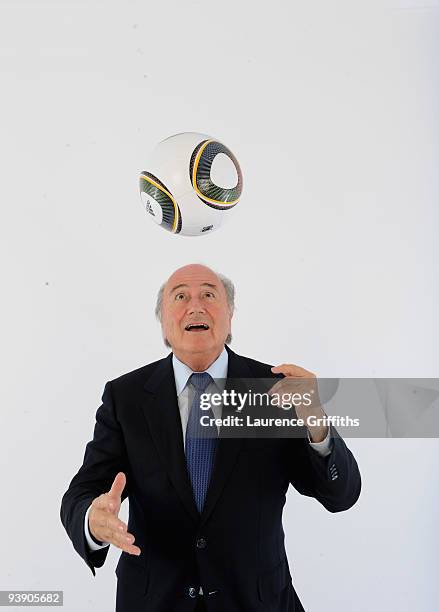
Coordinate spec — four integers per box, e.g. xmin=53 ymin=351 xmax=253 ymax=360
xmin=139 ymin=132 xmax=243 ymax=236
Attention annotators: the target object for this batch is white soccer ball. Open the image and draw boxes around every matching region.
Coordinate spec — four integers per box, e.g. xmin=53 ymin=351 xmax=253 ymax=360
xmin=139 ymin=132 xmax=243 ymax=236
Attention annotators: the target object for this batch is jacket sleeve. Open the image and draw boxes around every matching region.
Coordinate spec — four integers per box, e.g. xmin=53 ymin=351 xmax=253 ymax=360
xmin=60 ymin=381 xmax=129 ymax=575
xmin=288 ymin=426 xmax=362 ymax=512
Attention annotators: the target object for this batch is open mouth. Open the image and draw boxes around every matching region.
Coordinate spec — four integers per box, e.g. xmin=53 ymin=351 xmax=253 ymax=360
xmin=184 ymin=323 xmax=210 ymax=332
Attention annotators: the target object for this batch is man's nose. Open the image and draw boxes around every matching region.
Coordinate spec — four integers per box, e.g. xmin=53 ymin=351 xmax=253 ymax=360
xmin=187 ymin=297 xmax=206 ymax=315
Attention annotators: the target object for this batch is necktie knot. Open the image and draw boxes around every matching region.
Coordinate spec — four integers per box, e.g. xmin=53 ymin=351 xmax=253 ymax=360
xmin=189 ymin=372 xmax=212 ymax=393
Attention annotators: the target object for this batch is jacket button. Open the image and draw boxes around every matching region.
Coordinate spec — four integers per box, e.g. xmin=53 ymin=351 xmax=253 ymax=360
xmin=188 ymin=587 xmax=197 ymax=598
xmin=196 ymin=537 xmax=207 ymax=549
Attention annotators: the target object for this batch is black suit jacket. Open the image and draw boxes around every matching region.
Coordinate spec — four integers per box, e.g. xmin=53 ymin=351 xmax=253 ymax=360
xmin=60 ymin=346 xmax=361 ymax=612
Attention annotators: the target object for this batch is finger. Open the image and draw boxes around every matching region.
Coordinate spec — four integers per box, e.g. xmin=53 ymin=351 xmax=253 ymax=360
xmin=102 ymin=514 xmax=128 ymax=534
xmin=109 ymin=531 xmax=141 ymax=556
xmin=94 ymin=521 xmax=133 ymax=546
xmin=112 ymin=528 xmax=136 ymax=548
xmin=267 ymin=382 xmax=285 ymax=397
xmin=271 ymin=364 xmax=311 ymax=377
xmin=123 ymin=544 xmax=141 ymax=556
xmin=268 ymin=380 xmax=301 ymax=395
xmin=99 ymin=532 xmax=141 ymax=555
xmin=88 ymin=510 xmax=128 ymax=539
xmin=108 ymin=472 xmax=126 ymax=500
xmin=271 ymin=380 xmax=310 ymax=392
xmin=271 ymin=366 xmax=297 ymax=377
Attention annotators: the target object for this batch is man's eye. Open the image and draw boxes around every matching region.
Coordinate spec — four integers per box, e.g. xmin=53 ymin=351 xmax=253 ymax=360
xmin=175 ymin=293 xmax=185 ymax=301
xmin=204 ymin=292 xmax=215 ymax=298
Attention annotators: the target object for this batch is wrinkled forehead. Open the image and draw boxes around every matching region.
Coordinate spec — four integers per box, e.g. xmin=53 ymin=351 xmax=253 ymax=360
xmin=164 ymin=268 xmax=224 ymax=297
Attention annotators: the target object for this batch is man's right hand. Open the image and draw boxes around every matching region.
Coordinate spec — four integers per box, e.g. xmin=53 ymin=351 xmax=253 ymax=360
xmin=88 ymin=472 xmax=141 ymax=555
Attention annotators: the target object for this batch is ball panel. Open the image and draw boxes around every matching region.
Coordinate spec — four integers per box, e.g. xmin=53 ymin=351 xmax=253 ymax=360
xmin=140 ymin=191 xmax=163 ymax=224
xmin=189 ymin=140 xmax=243 ymax=209
xmin=139 ymin=171 xmax=181 ymax=234
xmin=210 ymin=153 xmax=238 ymax=189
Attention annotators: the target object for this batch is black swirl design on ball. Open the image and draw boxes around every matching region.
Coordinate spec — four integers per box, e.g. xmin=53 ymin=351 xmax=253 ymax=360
xmin=189 ymin=140 xmax=242 ymax=210
xmin=139 ymin=171 xmax=181 ymax=233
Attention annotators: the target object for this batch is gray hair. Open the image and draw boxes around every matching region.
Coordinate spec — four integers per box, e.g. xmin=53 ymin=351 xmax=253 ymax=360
xmin=155 ymin=271 xmax=235 ymax=346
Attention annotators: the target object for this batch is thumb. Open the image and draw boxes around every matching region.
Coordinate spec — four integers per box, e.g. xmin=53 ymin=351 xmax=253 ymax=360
xmin=108 ymin=471 xmax=126 ymax=502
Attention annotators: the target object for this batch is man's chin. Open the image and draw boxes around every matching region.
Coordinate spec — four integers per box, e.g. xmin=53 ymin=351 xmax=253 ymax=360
xmin=184 ymin=338 xmax=214 ymax=352
xmin=176 ymin=336 xmax=217 ymax=354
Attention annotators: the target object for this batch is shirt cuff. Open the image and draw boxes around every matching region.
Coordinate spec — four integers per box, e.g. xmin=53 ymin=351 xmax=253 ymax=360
xmin=307 ymin=425 xmax=333 ymax=457
xmin=84 ymin=504 xmax=110 ymax=551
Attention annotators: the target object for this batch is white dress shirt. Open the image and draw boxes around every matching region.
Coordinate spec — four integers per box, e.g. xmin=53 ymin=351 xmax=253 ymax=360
xmin=85 ymin=348 xmax=333 ymax=551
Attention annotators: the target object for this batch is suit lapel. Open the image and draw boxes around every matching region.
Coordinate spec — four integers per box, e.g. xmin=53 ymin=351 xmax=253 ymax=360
xmin=140 ymin=347 xmax=254 ymax=526
xmin=141 ymin=354 xmax=200 ymax=523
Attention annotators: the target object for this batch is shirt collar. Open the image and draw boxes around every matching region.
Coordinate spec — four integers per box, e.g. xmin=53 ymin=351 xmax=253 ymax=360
xmin=172 ymin=347 xmax=228 ymax=397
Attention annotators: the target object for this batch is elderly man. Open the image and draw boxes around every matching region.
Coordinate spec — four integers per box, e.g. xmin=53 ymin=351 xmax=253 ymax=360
xmin=60 ymin=264 xmax=361 ymax=612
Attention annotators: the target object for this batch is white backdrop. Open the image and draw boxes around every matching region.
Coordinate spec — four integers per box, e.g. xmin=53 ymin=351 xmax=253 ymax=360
xmin=1 ymin=0 xmax=438 ymax=610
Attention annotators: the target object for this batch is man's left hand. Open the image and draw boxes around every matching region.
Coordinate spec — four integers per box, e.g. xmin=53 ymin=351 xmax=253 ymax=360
xmin=269 ymin=364 xmax=329 ymax=443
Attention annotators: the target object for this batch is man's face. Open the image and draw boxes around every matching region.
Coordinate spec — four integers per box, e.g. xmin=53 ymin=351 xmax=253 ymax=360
xmin=161 ymin=265 xmax=232 ymax=361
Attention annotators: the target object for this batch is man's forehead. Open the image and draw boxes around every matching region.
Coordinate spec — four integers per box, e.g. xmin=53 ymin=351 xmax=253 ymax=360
xmin=169 ymin=281 xmax=217 ymax=291
xmin=165 ymin=269 xmax=222 ymax=294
